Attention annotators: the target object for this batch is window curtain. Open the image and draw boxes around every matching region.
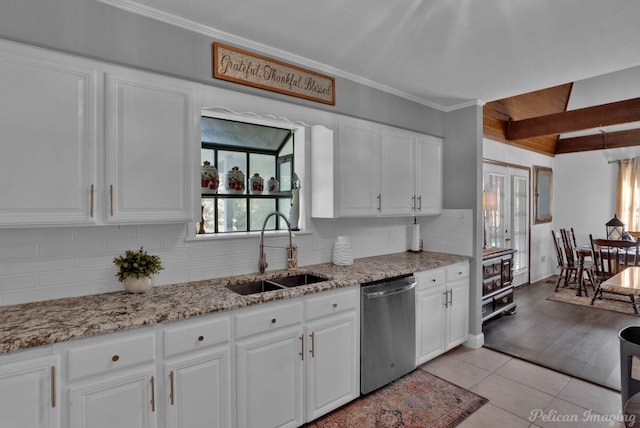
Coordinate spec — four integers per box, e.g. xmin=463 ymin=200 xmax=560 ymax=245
xmin=617 ymin=157 xmax=640 ymax=231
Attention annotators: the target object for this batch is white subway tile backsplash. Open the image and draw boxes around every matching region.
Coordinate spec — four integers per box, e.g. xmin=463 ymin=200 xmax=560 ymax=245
xmin=0 ymin=211 xmax=472 ymax=306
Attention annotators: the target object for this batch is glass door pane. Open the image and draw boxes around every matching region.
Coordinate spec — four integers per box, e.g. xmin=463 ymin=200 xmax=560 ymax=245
xmin=511 ymin=174 xmax=529 ymax=283
xmin=485 ymin=171 xmax=506 ymax=248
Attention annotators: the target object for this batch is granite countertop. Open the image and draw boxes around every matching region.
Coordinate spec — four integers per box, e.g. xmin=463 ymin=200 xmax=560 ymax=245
xmin=0 ymin=251 xmax=469 ymax=354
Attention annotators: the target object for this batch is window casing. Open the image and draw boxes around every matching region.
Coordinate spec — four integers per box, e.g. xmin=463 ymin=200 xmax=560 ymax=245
xmin=199 ymin=115 xmax=295 ymax=234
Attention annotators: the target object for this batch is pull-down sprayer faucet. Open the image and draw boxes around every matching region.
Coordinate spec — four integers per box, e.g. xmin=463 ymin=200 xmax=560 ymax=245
xmin=258 ymin=211 xmax=297 ymax=274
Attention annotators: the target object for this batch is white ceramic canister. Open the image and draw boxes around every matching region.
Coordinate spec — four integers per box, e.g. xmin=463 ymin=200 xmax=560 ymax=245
xmin=225 ymin=166 xmax=245 ymax=193
xmin=267 ymin=177 xmax=279 ymax=194
xmin=201 ymin=161 xmax=219 ymax=194
xmin=249 ymin=173 xmax=264 ymax=194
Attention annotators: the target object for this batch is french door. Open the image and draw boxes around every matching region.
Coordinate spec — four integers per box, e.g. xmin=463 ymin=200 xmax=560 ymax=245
xmin=483 ymin=162 xmax=530 ymax=286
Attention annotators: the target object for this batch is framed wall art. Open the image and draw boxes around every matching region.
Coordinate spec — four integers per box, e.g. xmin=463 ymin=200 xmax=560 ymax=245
xmin=534 ymin=165 xmax=552 ymax=224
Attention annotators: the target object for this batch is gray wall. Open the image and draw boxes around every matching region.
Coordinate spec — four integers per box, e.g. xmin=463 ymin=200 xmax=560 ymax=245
xmin=444 ymin=105 xmax=484 ymax=338
xmin=0 ymin=0 xmax=445 ymax=136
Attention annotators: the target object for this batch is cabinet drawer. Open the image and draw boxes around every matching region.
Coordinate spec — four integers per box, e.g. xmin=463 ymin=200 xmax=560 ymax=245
xmin=68 ymin=333 xmax=155 ymax=381
xmin=306 ymin=287 xmax=358 ymax=320
xmin=482 ymin=278 xmax=495 ymax=295
xmin=164 ymin=315 xmax=230 ymax=358
xmin=235 ymin=301 xmax=303 ymax=339
xmin=493 ymin=289 xmax=514 ymax=312
xmin=415 ymin=269 xmax=445 ymax=290
xmin=482 ymin=264 xmax=494 ymax=279
xmin=481 ymin=298 xmax=493 ymax=317
xmin=446 ymin=263 xmax=469 ymax=281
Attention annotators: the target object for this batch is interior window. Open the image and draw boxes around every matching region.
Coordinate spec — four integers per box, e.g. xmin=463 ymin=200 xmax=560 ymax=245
xmin=199 ymin=115 xmax=294 ymax=234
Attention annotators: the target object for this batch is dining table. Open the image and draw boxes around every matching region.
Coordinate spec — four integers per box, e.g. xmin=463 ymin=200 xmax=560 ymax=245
xmin=600 ymin=265 xmax=640 ymax=314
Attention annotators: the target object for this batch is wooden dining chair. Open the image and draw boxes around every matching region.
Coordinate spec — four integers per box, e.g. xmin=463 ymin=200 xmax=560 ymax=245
xmin=552 ymin=230 xmax=578 ymax=291
xmin=589 ymin=235 xmax=640 ymax=312
xmin=562 ymin=227 xmax=595 ymax=295
xmin=560 ymin=228 xmax=578 ymax=265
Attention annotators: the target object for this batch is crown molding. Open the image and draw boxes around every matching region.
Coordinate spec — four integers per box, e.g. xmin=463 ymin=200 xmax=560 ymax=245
xmin=97 ymin=0 xmax=480 ymax=112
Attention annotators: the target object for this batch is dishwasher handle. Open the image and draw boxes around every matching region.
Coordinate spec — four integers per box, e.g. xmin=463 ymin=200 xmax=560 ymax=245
xmin=363 ymin=281 xmax=416 ymax=299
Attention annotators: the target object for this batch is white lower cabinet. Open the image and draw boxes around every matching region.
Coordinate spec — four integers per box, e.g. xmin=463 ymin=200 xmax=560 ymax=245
xmin=235 ymin=301 xmax=305 ymax=428
xmin=69 ymin=368 xmax=157 ymax=428
xmin=234 ymin=286 xmax=360 ymax=427
xmin=415 ymin=262 xmax=469 ymax=365
xmin=0 ymin=352 xmax=60 ymax=428
xmin=66 ymin=331 xmax=157 ymax=428
xmin=415 ymin=270 xmax=446 ymax=365
xmin=305 ymin=288 xmax=359 ymax=422
xmin=163 ymin=314 xmax=231 ymax=428
xmin=164 ymin=350 xmax=230 ymax=428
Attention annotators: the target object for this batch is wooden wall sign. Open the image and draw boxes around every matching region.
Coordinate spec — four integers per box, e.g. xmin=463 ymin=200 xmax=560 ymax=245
xmin=213 ymin=42 xmax=335 ymax=106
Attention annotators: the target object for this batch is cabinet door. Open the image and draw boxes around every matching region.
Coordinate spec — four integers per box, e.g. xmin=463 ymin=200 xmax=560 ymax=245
xmin=305 ymin=312 xmax=359 ymax=422
xmin=337 ymin=119 xmax=381 ymax=217
xmin=414 ymin=135 xmax=443 ymax=215
xmin=380 ymin=128 xmax=414 ymax=216
xmin=69 ymin=369 xmax=157 ymax=428
xmin=445 ymin=279 xmax=469 ymax=350
xmin=236 ymin=327 xmax=304 ymax=428
xmin=415 ymin=286 xmax=446 ymax=365
xmin=105 ymin=68 xmax=197 ymax=223
xmin=165 ymin=348 xmax=231 ymax=428
xmin=0 ymin=354 xmax=60 ymax=428
xmin=0 ymin=41 xmax=98 ymax=226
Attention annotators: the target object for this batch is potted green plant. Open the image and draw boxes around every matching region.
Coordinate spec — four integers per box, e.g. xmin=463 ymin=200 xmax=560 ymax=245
xmin=113 ymin=247 xmax=164 ymax=293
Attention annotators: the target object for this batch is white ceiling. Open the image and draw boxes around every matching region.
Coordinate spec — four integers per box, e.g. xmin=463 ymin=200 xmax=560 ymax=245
xmin=106 ymin=0 xmax=640 ymax=112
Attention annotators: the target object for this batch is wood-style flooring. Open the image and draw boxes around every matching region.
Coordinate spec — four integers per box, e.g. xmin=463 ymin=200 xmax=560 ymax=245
xmin=482 ymin=278 xmax=640 ymax=391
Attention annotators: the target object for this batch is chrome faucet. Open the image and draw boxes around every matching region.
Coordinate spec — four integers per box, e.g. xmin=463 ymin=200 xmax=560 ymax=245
xmin=258 ymin=211 xmax=297 ymax=274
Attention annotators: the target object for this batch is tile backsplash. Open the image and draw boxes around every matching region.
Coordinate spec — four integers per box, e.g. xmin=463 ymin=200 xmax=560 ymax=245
xmin=0 ymin=210 xmax=472 ymax=306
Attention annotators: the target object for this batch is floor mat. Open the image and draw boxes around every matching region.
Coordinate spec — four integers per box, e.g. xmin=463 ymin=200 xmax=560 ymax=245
xmin=305 ymin=367 xmax=488 ymax=428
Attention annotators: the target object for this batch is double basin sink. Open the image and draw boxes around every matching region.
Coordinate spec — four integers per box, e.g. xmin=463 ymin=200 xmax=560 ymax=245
xmin=226 ymin=273 xmax=329 ymax=296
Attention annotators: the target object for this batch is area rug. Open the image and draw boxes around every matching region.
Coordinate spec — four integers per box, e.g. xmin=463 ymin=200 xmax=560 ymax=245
xmin=547 ymin=282 xmax=639 ymax=316
xmin=305 ymin=368 xmax=488 ymax=428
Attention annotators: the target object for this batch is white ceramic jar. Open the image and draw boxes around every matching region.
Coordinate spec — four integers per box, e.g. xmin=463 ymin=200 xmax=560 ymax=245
xmin=333 ymin=236 xmax=354 ymax=265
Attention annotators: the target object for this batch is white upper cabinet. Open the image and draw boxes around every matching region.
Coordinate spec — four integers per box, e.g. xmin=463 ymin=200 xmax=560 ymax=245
xmin=0 ymin=40 xmax=200 ymax=227
xmin=414 ymin=134 xmax=443 ymax=215
xmin=380 ymin=128 xmax=415 ymax=216
xmin=337 ymin=118 xmax=382 ymax=217
xmin=104 ymin=67 xmax=199 ymax=224
xmin=0 ymin=40 xmax=99 ymax=226
xmin=311 ymin=116 xmax=442 ymax=218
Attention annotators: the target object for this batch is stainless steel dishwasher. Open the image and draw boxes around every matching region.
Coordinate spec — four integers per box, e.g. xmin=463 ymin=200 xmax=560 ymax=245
xmin=360 ymin=274 xmax=417 ymax=394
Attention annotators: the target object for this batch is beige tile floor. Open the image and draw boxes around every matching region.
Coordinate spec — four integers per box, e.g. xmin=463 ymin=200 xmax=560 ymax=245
xmin=423 ymin=346 xmax=630 ymax=428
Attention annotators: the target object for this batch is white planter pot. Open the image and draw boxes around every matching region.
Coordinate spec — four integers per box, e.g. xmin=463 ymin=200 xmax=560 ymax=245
xmin=123 ymin=276 xmax=154 ymax=293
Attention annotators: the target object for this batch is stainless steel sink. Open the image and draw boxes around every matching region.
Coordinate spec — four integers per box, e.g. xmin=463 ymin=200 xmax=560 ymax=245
xmin=225 ymin=273 xmax=329 ymax=295
xmin=226 ymin=280 xmax=284 ymax=296
xmin=271 ymin=273 xmax=328 ymax=288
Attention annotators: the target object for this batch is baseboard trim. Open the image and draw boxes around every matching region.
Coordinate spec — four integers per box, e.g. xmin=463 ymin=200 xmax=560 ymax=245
xmin=464 ymin=332 xmax=484 ymax=349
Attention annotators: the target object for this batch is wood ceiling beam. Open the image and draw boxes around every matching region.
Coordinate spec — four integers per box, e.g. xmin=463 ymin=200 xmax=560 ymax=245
xmin=507 ymin=97 xmax=640 ymax=140
xmin=555 ymin=128 xmax=640 ymax=154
